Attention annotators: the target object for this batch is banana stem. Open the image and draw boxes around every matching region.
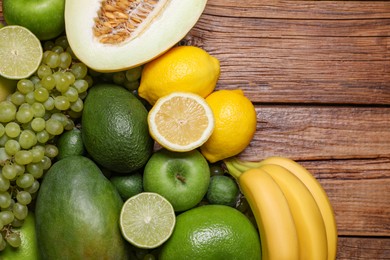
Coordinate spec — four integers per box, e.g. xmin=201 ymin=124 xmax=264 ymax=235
xmin=223 ymin=158 xmax=243 ymax=179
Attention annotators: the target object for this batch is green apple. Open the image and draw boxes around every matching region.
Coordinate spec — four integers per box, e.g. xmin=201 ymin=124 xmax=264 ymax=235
xmin=3 ymin=0 xmax=65 ymax=40
xmin=143 ymin=149 xmax=210 ymax=212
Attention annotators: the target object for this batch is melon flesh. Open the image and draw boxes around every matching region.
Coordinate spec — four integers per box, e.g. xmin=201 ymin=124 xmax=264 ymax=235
xmin=65 ymin=0 xmax=207 ymax=72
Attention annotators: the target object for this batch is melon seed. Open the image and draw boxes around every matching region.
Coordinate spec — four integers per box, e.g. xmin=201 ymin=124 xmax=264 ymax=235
xmin=93 ymin=0 xmax=169 ymax=44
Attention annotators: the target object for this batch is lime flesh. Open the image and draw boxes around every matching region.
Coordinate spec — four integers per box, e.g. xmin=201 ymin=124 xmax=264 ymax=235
xmin=119 ymin=192 xmax=176 ymax=249
xmin=0 ymin=25 xmax=43 ymax=79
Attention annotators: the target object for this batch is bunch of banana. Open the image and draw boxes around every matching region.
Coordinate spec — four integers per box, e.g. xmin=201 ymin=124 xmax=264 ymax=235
xmin=224 ymin=156 xmax=337 ymax=260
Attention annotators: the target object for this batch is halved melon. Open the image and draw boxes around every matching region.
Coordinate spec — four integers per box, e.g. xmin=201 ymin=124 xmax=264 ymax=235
xmin=65 ymin=0 xmax=208 ymax=72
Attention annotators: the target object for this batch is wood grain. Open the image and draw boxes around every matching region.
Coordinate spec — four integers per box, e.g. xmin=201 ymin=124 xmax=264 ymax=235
xmin=1 ymin=0 xmax=390 ymax=259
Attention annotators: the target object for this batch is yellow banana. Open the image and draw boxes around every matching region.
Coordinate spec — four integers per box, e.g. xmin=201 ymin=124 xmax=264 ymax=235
xmin=225 ymin=162 xmax=299 ymax=260
xmin=260 ymin=164 xmax=328 ymax=260
xmin=231 ymin=156 xmax=338 ymax=260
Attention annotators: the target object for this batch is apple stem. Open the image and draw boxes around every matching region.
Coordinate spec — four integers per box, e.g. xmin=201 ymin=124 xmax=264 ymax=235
xmin=175 ymin=174 xmax=186 ymax=183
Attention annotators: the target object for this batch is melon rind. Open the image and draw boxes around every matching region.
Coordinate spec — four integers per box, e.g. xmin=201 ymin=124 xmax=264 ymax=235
xmin=65 ymin=0 xmax=208 ymax=72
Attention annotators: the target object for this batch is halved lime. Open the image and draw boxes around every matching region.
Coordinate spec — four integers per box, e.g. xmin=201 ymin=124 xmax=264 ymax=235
xmin=0 ymin=25 xmax=43 ymax=79
xmin=119 ymin=192 xmax=176 ymax=249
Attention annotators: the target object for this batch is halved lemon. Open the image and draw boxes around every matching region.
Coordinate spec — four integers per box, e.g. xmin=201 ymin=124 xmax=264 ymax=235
xmin=0 ymin=25 xmax=43 ymax=79
xmin=148 ymin=92 xmax=215 ymax=152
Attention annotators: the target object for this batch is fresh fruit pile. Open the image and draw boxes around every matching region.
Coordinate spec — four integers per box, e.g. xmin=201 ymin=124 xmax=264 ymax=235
xmin=0 ymin=1 xmax=338 ymax=259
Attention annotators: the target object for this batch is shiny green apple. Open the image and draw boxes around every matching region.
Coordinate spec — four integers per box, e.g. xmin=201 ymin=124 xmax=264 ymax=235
xmin=3 ymin=0 xmax=65 ymax=40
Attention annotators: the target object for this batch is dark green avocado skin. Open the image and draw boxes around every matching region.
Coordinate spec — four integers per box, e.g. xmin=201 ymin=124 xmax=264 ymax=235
xmin=82 ymin=84 xmax=154 ymax=174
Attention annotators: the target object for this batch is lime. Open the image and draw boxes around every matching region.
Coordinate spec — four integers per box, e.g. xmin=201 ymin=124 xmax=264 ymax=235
xmin=110 ymin=172 xmax=143 ymax=201
xmin=0 ymin=25 xmax=43 ymax=79
xmin=206 ymin=175 xmax=240 ymax=206
xmin=119 ymin=192 xmax=176 ymax=249
xmin=159 ymin=204 xmax=261 ymax=260
xmin=56 ymin=128 xmax=85 ymax=160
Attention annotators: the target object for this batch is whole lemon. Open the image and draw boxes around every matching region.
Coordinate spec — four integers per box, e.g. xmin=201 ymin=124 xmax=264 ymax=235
xmin=138 ymin=46 xmax=220 ymax=105
xmin=159 ymin=204 xmax=261 ymax=260
xmin=200 ymin=89 xmax=257 ymax=163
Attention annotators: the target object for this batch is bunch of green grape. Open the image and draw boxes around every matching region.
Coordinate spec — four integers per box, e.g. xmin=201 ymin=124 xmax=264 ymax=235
xmin=0 ymin=35 xmax=91 ymax=250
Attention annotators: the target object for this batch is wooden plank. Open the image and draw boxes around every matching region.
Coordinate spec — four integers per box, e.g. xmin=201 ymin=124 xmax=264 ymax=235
xmin=239 ymin=106 xmax=390 ymax=161
xmin=186 ymin=1 xmax=390 ymax=104
xmin=203 ymin=1 xmax=390 ymax=20
xmin=305 ymin=158 xmax=390 ymax=236
xmin=337 ymin=237 xmax=390 ymax=260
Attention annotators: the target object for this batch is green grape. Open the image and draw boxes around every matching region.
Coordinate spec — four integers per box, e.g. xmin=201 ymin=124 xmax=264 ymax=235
xmin=43 ymin=41 xmax=55 ymax=51
xmin=50 ymin=113 xmax=68 ymax=127
xmin=70 ymin=98 xmax=83 ymax=112
xmin=31 ymin=145 xmax=45 ymax=163
xmin=14 ymin=163 xmax=25 ymax=176
xmin=125 ymin=66 xmax=143 ymax=81
xmin=123 ymin=79 xmax=140 ymax=91
xmin=14 ymin=150 xmax=33 ymax=165
xmin=51 ymin=45 xmax=64 ymax=54
xmin=71 ymin=63 xmax=88 ymax=79
xmin=66 ymin=46 xmax=77 ymax=59
xmin=25 ymin=180 xmax=40 ymax=194
xmin=41 ymin=74 xmax=56 ymax=90
xmin=54 ymin=96 xmax=70 ymax=111
xmin=34 ymin=87 xmax=49 ymax=102
xmin=0 ymin=101 xmax=17 ymax=123
xmin=2 ymin=164 xmax=18 ymax=180
xmin=67 ymin=110 xmax=82 ymax=119
xmin=10 ymin=91 xmax=26 ymax=106
xmin=55 ymin=74 xmax=70 ymax=93
xmin=54 ymin=36 xmax=69 ymax=49
xmin=64 ymin=118 xmax=75 ymax=131
xmin=41 ymin=156 xmax=52 ymax=170
xmin=43 ymin=97 xmax=55 ymax=111
xmin=59 ymin=52 xmax=72 ymax=69
xmin=63 ymin=87 xmax=79 ymax=102
xmin=16 ymin=174 xmax=35 ymax=189
xmin=31 ymin=102 xmax=46 ymax=118
xmin=0 ymin=210 xmax=14 ymax=225
xmin=44 ymin=51 xmax=60 ymax=69
xmin=73 ymin=79 xmax=89 ymax=93
xmin=30 ymin=75 xmax=40 ymax=85
xmin=11 ymin=218 xmax=24 ymax=228
xmin=5 ymin=231 xmax=21 ymax=248
xmin=0 ymin=123 xmax=4 ymax=137
xmin=64 ymin=71 xmax=76 ymax=85
xmin=27 ymin=162 xmax=44 ymax=179
xmin=31 ymin=118 xmax=46 ymax=132
xmin=46 ymin=118 xmax=64 ymax=136
xmin=19 ymin=130 xmax=37 ymax=149
xmin=5 ymin=139 xmax=21 ymax=155
xmin=45 ymin=144 xmax=58 ymax=158
xmin=17 ymin=79 xmax=34 ymax=94
xmin=13 ymin=202 xmax=28 ymax=220
xmin=5 ymin=122 xmax=21 ymax=138
xmin=16 ymin=191 xmax=32 ymax=206
xmin=0 ymin=147 xmax=11 ymax=163
xmin=36 ymin=130 xmax=50 ymax=144
xmin=0 ymin=174 xmax=10 ymax=192
xmin=37 ymin=64 xmax=53 ymax=78
xmin=84 ymin=75 xmax=94 ymax=88
xmin=24 ymin=91 xmax=36 ymax=105
xmin=0 ymin=191 xmax=12 ymax=208
xmin=113 ymin=71 xmax=126 ymax=85
xmin=16 ymin=107 xmax=34 ymax=124
xmin=0 ymin=136 xmax=10 ymax=149
xmin=79 ymin=91 xmax=88 ymax=100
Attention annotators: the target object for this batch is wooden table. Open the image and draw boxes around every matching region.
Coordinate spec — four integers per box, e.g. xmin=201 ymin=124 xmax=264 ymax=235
xmin=1 ymin=1 xmax=389 ymax=259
